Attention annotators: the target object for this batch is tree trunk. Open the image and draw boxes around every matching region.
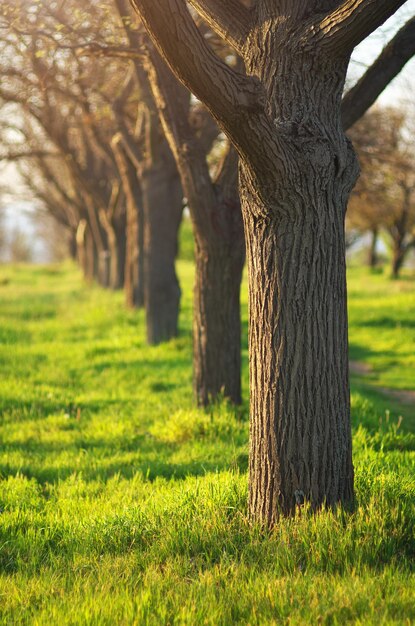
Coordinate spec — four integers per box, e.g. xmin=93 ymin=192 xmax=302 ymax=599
xmin=84 ymin=196 xmax=109 ymax=288
xmin=193 ymin=237 xmax=245 ymax=405
xmin=112 ymin=136 xmax=145 ymax=308
xmin=107 ymin=221 xmax=126 ymax=290
xmin=76 ymin=219 xmax=97 ymax=282
xmin=391 ymin=242 xmax=406 ymax=278
xmin=124 ymin=164 xmax=145 ymax=308
xmin=142 ymin=164 xmax=183 ymax=344
xmin=141 ymin=53 xmax=246 ymax=404
xmin=241 ymin=163 xmax=356 ymax=522
xmin=68 ymin=229 xmax=77 ymax=261
xmin=368 ymin=227 xmax=378 ymax=268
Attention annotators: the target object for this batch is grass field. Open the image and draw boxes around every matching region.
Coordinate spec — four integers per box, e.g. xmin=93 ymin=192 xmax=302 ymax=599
xmin=0 ymin=238 xmax=414 ymax=624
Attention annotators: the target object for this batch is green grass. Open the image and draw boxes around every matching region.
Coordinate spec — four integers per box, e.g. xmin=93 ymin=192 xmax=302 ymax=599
xmin=0 ymin=253 xmax=414 ymax=625
xmin=348 ymin=266 xmax=415 ymax=431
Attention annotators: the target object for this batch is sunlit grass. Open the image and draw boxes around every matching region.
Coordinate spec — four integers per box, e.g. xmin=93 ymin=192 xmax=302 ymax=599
xmin=0 ymin=253 xmax=414 ymax=625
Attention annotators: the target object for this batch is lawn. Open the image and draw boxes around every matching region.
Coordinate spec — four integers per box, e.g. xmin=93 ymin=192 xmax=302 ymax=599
xmin=0 ymin=242 xmax=414 ymax=625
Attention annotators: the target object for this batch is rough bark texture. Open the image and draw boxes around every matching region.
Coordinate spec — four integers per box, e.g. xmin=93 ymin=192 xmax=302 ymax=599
xmin=142 ymin=160 xmax=183 ymax=344
xmin=241 ymin=174 xmax=355 ymax=519
xmin=193 ymin=232 xmax=244 ymax=406
xmin=239 ymin=24 xmax=359 ymax=521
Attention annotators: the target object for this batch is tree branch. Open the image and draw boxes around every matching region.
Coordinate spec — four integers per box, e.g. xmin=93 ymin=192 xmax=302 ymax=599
xmin=129 ymin=0 xmax=264 ymax=141
xmin=313 ymin=0 xmax=409 ymax=56
xmin=187 ymin=0 xmax=252 ymax=54
xmin=342 ymin=15 xmax=415 ymax=129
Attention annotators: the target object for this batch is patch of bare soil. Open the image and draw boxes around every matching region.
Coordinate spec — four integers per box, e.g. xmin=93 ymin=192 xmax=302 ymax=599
xmin=379 ymin=388 xmax=415 ymax=405
xmin=349 ymin=361 xmax=415 ymax=406
xmin=349 ymin=361 xmax=372 ymax=375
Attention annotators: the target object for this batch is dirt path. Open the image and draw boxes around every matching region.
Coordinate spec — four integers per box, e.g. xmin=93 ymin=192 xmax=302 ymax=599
xmin=349 ymin=360 xmax=415 ymax=406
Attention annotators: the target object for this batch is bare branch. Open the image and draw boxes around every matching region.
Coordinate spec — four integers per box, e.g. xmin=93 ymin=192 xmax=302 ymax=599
xmin=342 ymin=15 xmax=415 ymax=129
xmin=312 ymin=0 xmax=409 ymax=56
xmin=0 ymin=150 xmax=60 ymax=161
xmin=187 ymin=0 xmax=252 ymax=54
xmin=129 ymin=0 xmax=264 ymax=139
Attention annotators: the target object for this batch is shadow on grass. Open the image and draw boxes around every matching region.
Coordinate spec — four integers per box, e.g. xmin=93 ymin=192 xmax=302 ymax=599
xmin=348 ymin=342 xmax=409 ymax=364
xmin=355 ymin=316 xmax=415 ymax=330
xmin=0 ymin=397 xmax=128 ymax=424
xmin=0 ymin=448 xmax=248 ymax=485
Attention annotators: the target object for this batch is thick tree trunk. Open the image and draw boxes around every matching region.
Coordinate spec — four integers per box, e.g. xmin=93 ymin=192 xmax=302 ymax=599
xmin=368 ymin=227 xmax=378 ymax=268
xmin=233 ymin=23 xmax=361 ymax=523
xmin=241 ymin=164 xmax=356 ymax=522
xmin=142 ymin=164 xmax=183 ymax=344
xmin=193 ymin=238 xmax=245 ymax=405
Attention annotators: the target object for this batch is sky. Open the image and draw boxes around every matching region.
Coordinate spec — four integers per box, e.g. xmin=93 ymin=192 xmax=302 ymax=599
xmin=1 ymin=1 xmax=415 ymax=262
xmin=348 ymin=0 xmax=415 ymax=107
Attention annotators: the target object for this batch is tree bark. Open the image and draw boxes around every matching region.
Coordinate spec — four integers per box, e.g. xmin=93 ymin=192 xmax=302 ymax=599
xmin=193 ymin=235 xmax=244 ymax=406
xmin=241 ymin=155 xmax=356 ymax=520
xmin=238 ymin=31 xmax=359 ymax=522
xmin=141 ymin=162 xmax=183 ymax=344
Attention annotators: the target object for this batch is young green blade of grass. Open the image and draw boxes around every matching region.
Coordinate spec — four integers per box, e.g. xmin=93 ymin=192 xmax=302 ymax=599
xmin=0 ymin=250 xmax=414 ymax=625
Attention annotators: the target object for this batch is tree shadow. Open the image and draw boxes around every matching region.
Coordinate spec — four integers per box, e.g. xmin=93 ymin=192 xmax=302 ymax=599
xmin=355 ymin=316 xmax=415 ymax=330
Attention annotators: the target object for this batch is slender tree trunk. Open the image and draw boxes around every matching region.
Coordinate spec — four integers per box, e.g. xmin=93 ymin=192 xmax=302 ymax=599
xmin=141 ymin=164 xmax=183 ymax=344
xmin=176 ymin=147 xmax=245 ymax=406
xmin=112 ymin=140 xmax=145 ymax=308
xmin=69 ymin=229 xmax=77 ymax=261
xmin=85 ymin=227 xmax=98 ymax=282
xmin=84 ymin=196 xmax=109 ymax=288
xmin=106 ymin=220 xmax=127 ymax=290
xmin=124 ymin=159 xmax=145 ymax=308
xmin=391 ymin=241 xmax=406 ymax=278
xmin=193 ymin=237 xmax=245 ymax=405
xmin=76 ymin=219 xmax=96 ymax=282
xmin=368 ymin=227 xmax=378 ymax=268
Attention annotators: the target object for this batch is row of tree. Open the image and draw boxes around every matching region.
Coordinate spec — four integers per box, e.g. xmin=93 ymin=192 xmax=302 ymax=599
xmin=1 ymin=0 xmax=414 ymax=523
xmin=348 ymin=107 xmax=415 ymax=277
